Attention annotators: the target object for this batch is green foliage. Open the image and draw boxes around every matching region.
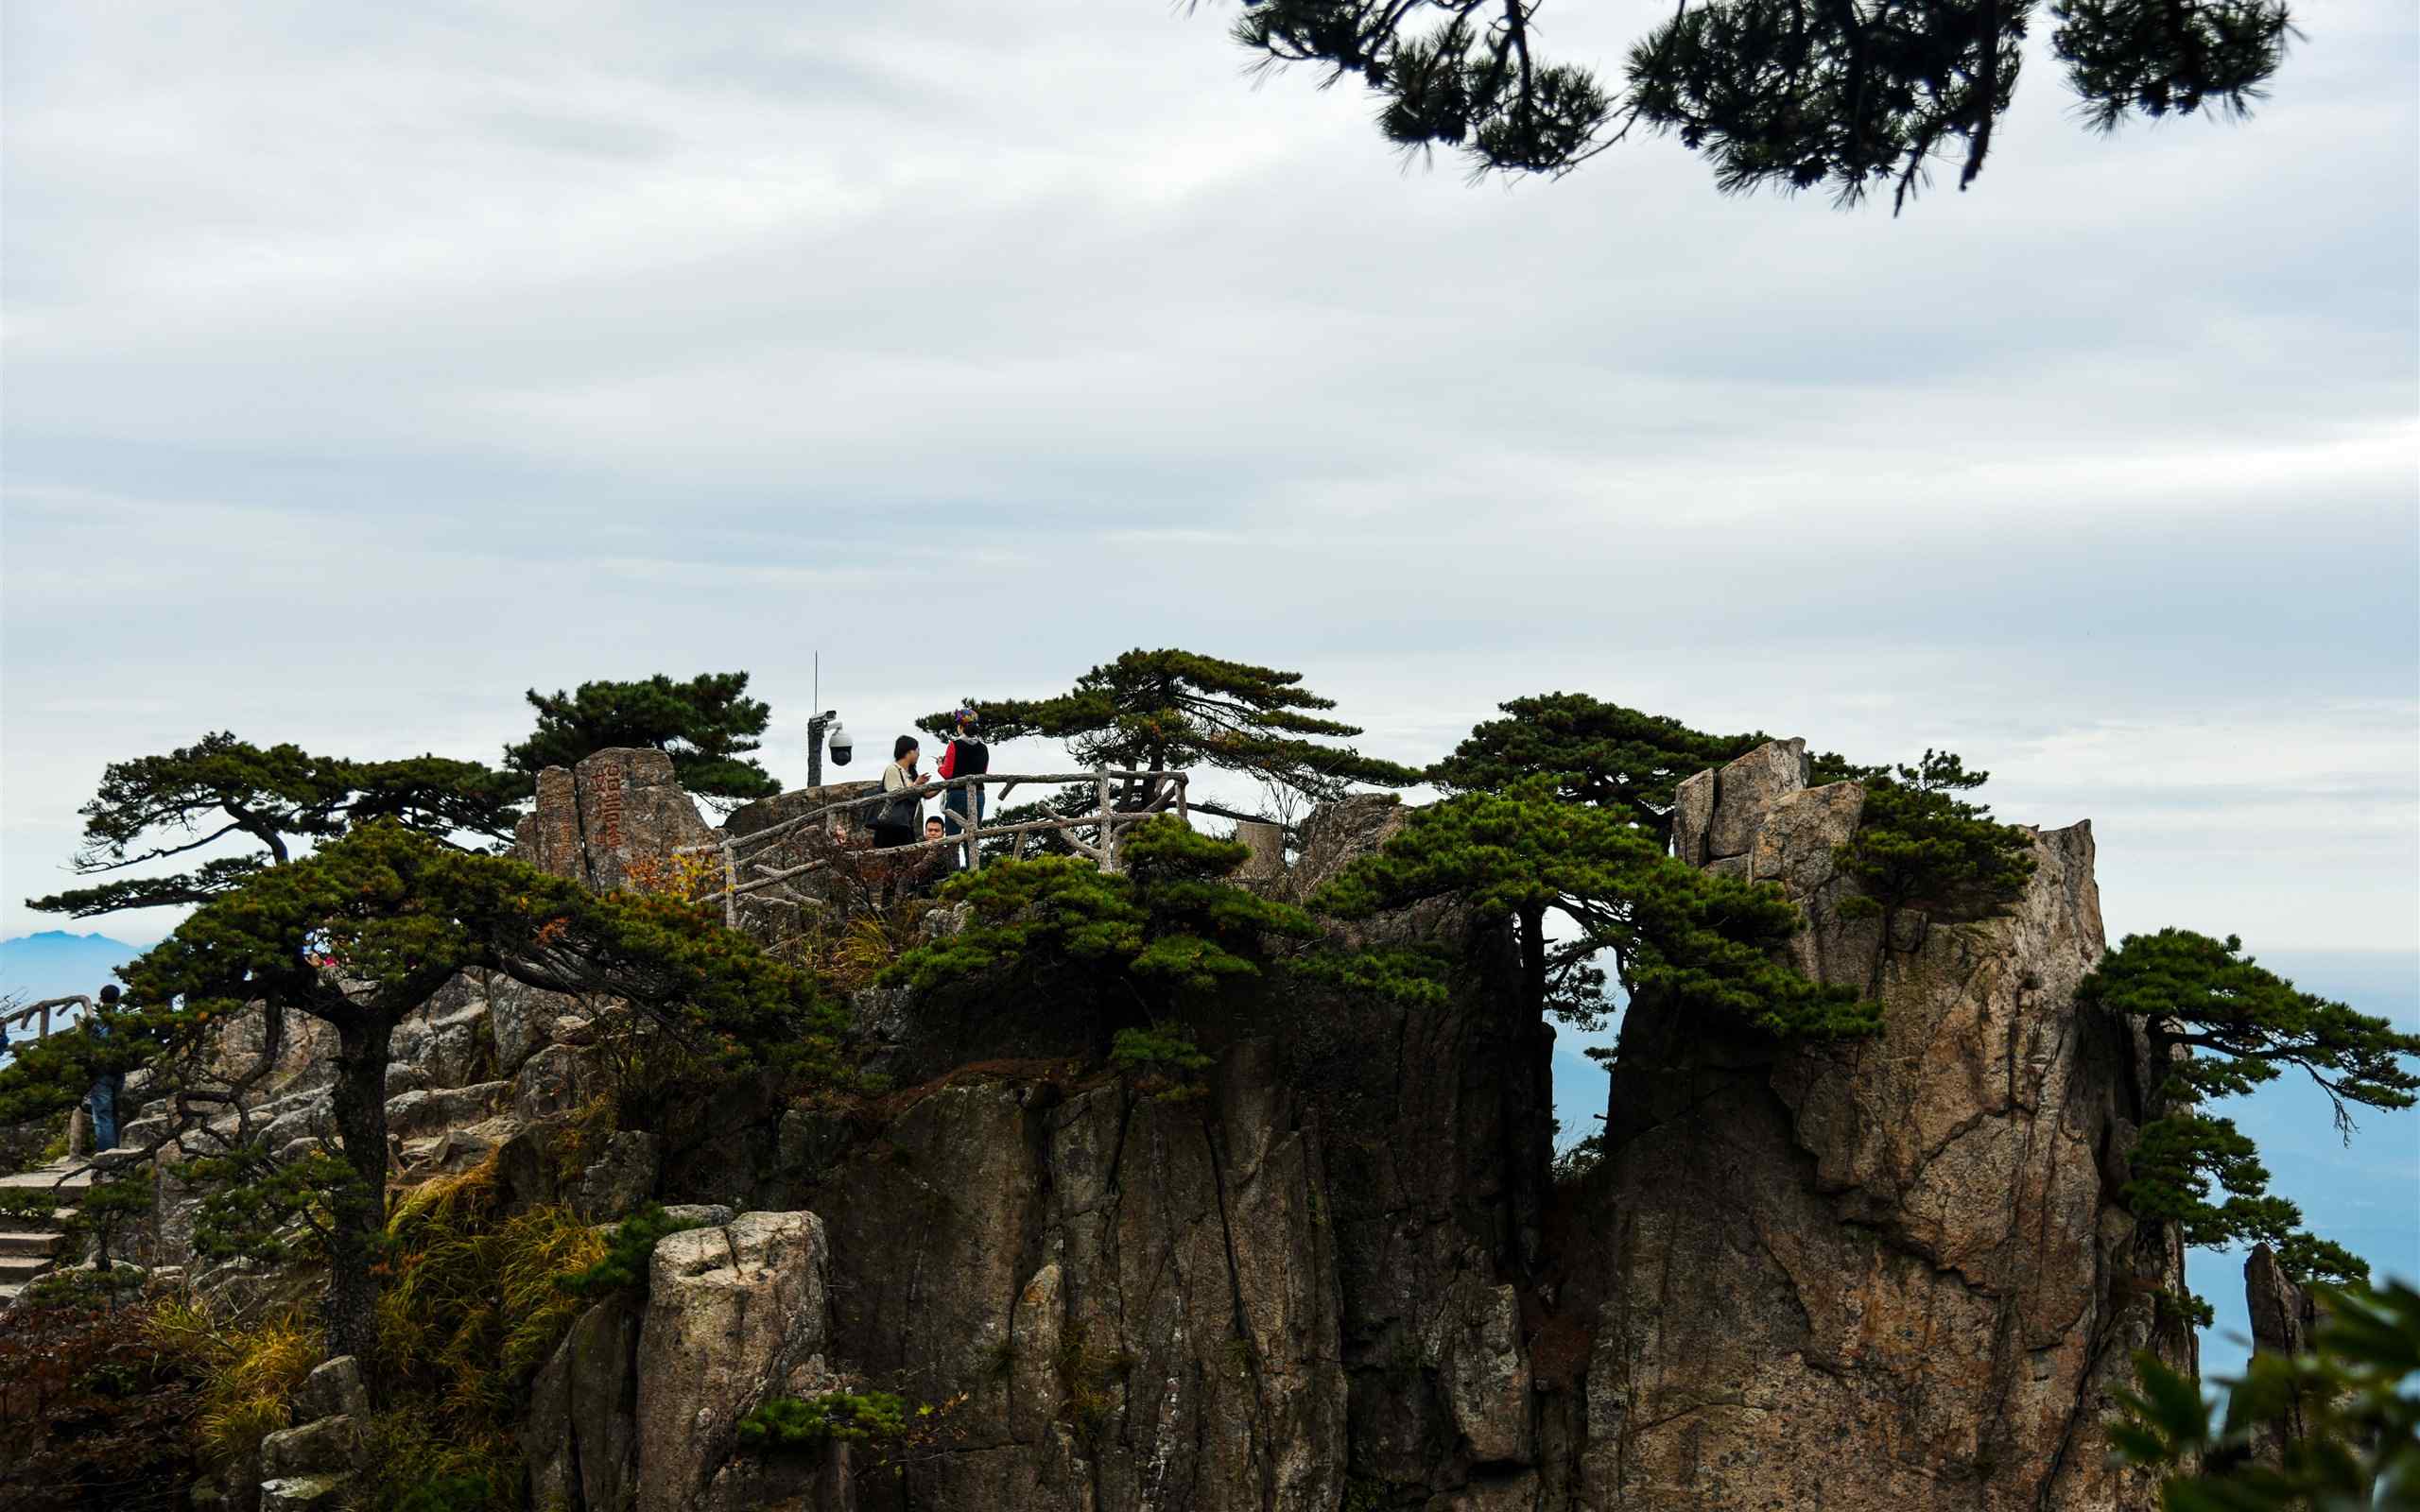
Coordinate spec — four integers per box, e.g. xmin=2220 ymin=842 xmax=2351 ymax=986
xmin=0 ymin=1004 xmax=161 ymax=1129
xmin=178 ymin=1146 xmax=360 ymax=1268
xmin=375 ymin=1160 xmax=608 ymax=1431
xmin=353 ymin=1410 xmax=523 ymax=1512
xmin=1111 ymin=1025 xmax=1215 ymax=1101
xmin=555 ymin=1203 xmax=711 ymax=1300
xmin=25 ymin=731 xmax=526 ymax=919
xmin=938 ymin=648 xmax=1418 ymax=803
xmin=1833 ymin=749 xmax=2036 ymax=927
xmin=20 ymin=1261 xmax=149 ymax=1310
xmin=738 ymin=1390 xmax=913 ymax=1451
xmin=2082 ymin=928 xmax=2420 ymax=1129
xmin=1287 ymin=943 xmax=1456 ymax=1009
xmin=885 ymin=816 xmax=1321 ymax=1026
xmin=2082 ymin=928 xmax=2419 ymax=1303
xmin=47 ymin=1169 xmax=156 ymax=1268
xmin=144 ymin=1300 xmax=320 ymax=1469
xmin=2109 ymin=1276 xmax=2419 ymax=1507
xmin=506 ymin=671 xmax=778 ymax=806
xmin=2122 ymin=1108 xmax=2314 ymax=1262
xmin=1428 ymin=692 xmax=1761 ymax=843
xmin=1218 ymin=0 xmax=2293 ymax=209
xmin=1315 ymin=782 xmax=1877 ymax=1040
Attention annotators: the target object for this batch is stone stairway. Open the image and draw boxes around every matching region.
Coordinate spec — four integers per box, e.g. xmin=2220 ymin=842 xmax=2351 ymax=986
xmin=0 ymin=1159 xmax=91 ymax=1305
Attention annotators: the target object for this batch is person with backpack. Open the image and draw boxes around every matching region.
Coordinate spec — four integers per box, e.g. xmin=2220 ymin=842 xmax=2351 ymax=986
xmin=872 ymin=735 xmax=926 ymax=850
xmin=86 ymin=985 xmax=127 ymax=1150
xmin=934 ymin=703 xmax=989 ymax=850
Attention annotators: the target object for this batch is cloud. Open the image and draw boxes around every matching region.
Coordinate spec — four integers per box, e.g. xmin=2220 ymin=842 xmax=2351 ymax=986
xmin=4 ymin=0 xmax=2415 ymax=955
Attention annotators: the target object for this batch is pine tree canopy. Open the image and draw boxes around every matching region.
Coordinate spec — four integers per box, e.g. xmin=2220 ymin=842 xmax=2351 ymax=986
xmin=507 ymin=671 xmax=779 ymax=806
xmin=883 ymin=815 xmax=1321 ymax=1016
xmin=1314 ymin=781 xmax=1877 ymax=1040
xmin=2081 ymin=927 xmax=2420 ymax=1290
xmin=1833 ymin=748 xmax=2037 ymax=926
xmin=934 ymin=648 xmax=1420 ymax=802
xmin=25 ymin=731 xmax=528 ymax=919
xmin=1216 ymin=0 xmax=2293 ymax=209
xmin=1428 ymin=692 xmax=1764 ymax=846
xmin=2082 ymin=928 xmax=2420 ymax=1132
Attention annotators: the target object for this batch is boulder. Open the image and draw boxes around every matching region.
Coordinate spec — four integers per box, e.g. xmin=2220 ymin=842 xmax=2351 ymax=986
xmin=1422 ymin=1272 xmax=1530 ymax=1466
xmin=519 ymin=747 xmax=715 ymax=893
xmin=258 ymin=1416 xmax=358 ymax=1480
xmin=1703 ymin=737 xmax=1810 ymax=860
xmin=296 ymin=1357 xmax=370 ymax=1424
xmin=572 ymin=1130 xmax=661 ymax=1222
xmin=487 ymin=973 xmax=575 ymax=1077
xmin=634 ymin=1211 xmax=832 ymax=1512
xmin=383 ymin=1082 xmax=510 ymax=1142
xmin=513 ymin=1043 xmax=601 ymax=1125
xmin=2244 ymin=1244 xmax=2325 ymax=1469
xmin=1671 ymin=766 xmax=1716 ymax=867
xmin=257 ymin=1477 xmax=347 ymax=1512
xmin=525 ymin=1298 xmax=643 ymax=1512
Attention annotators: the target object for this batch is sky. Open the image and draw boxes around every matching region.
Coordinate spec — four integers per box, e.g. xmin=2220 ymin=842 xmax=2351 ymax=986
xmin=2 ymin=0 xmax=2416 ymax=1384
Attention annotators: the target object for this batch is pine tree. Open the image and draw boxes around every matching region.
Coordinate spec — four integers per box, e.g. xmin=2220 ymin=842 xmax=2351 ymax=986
xmin=2081 ymin=928 xmax=2420 ymax=1304
xmin=936 ymin=648 xmax=1419 ymax=804
xmin=885 ymin=816 xmax=1320 ymax=1016
xmin=1429 ymin=692 xmax=1763 ymax=849
xmin=1213 ymin=0 xmax=2293 ymax=208
xmin=1831 ymin=748 xmax=2038 ymax=994
xmin=24 ymin=732 xmax=526 ymax=919
xmin=507 ymin=671 xmax=779 ymax=808
xmin=1313 ymin=780 xmax=1876 ymax=1041
xmin=0 ymin=824 xmax=843 ymax=1394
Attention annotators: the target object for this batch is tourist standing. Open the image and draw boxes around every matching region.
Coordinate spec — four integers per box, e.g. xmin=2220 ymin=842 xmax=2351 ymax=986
xmin=86 ymin=985 xmax=126 ymax=1151
xmin=935 ymin=705 xmax=989 ymax=848
xmin=872 ymin=735 xmax=925 ymax=850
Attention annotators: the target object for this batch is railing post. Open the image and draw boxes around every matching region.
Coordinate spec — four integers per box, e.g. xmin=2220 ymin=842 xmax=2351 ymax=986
xmin=722 ymin=842 xmax=737 ymax=929
xmin=1097 ymin=767 xmax=1117 ymax=873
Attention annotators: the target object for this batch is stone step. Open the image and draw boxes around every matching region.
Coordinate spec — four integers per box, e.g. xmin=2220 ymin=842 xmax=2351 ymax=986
xmin=0 ymin=1253 xmax=52 ymax=1285
xmin=0 ymin=1163 xmax=90 ymax=1193
xmin=0 ymin=1230 xmax=64 ymax=1259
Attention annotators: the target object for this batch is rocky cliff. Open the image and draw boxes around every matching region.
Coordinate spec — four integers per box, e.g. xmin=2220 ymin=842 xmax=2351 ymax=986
xmin=1577 ymin=740 xmax=2185 ymax=1511
xmin=88 ymin=741 xmax=2199 ymax=1510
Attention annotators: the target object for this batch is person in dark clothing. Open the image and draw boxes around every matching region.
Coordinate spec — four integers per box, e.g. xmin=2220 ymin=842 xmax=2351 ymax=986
xmin=935 ymin=704 xmax=989 ymax=848
xmin=871 ymin=735 xmax=926 ymax=850
xmin=86 ymin=985 xmax=126 ymax=1151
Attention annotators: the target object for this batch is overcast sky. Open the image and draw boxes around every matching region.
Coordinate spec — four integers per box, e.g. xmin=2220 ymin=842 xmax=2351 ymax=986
xmin=4 ymin=0 xmax=2414 ymax=958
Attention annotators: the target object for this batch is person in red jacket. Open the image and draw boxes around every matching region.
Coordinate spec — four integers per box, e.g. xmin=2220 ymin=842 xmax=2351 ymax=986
xmin=935 ymin=704 xmax=989 ymax=851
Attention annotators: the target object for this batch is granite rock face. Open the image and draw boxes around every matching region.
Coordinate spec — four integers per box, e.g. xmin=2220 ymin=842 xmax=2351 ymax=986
xmin=516 ymin=747 xmax=717 ymax=894
xmin=2243 ymin=1244 xmax=2325 ymax=1470
xmin=635 ymin=1211 xmax=834 ymax=1512
xmin=790 ymin=1043 xmax=1351 ymax=1512
xmin=525 ymin=1298 xmax=644 ymax=1512
xmin=1579 ymin=741 xmax=2184 ymax=1512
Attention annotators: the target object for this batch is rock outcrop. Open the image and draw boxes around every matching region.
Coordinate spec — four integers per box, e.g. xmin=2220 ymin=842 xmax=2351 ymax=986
xmin=1579 ymin=741 xmax=2184 ymax=1512
xmin=85 ymin=742 xmax=2197 ymax=1512
xmin=636 ymin=1211 xmax=836 ymax=1512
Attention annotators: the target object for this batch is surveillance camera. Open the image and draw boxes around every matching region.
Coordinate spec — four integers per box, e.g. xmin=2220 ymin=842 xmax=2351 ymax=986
xmin=827 ymin=721 xmax=853 ymax=766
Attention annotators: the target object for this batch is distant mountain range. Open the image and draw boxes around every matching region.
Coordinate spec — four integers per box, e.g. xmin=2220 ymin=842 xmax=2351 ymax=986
xmin=0 ymin=929 xmax=140 ymax=1008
